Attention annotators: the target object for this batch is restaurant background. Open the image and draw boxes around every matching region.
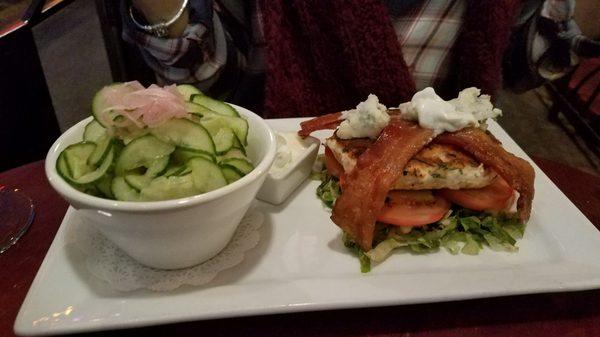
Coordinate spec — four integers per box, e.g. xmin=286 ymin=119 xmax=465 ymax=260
xmin=23 ymin=0 xmax=598 ymax=174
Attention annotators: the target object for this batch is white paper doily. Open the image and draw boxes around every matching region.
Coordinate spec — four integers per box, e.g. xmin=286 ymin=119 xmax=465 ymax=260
xmin=68 ymin=211 xmax=263 ymax=292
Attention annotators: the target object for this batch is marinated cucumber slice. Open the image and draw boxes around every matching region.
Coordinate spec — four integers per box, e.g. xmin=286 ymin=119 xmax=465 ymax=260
xmin=63 ymin=142 xmax=96 ymax=179
xmin=140 ymin=174 xmax=197 ymax=201
xmin=95 ymin=174 xmax=115 ymax=199
xmin=218 ymin=148 xmax=248 ymax=162
xmin=189 ymin=157 xmax=227 ymax=192
xmin=75 ymin=148 xmax=114 ymax=185
xmin=64 ymin=148 xmax=114 ymax=185
xmin=176 ymin=84 xmax=203 ymax=101
xmin=150 ymin=118 xmax=215 ymax=154
xmin=87 ymin=134 xmax=113 ymax=167
xmin=185 ymin=102 xmax=208 ymax=116
xmin=231 ymin=133 xmax=246 ymax=154
xmin=123 ymin=156 xmax=170 ymax=190
xmin=56 ymin=152 xmax=72 ymax=182
xmin=124 ymin=174 xmax=148 ymax=191
xmin=211 ymin=127 xmax=235 ymax=154
xmin=163 ymin=165 xmax=189 ymax=177
xmin=146 ymin=155 xmax=170 ymax=176
xmin=81 ymin=185 xmax=102 ymax=197
xmin=92 ymin=83 xmax=139 ymax=127
xmin=220 ymin=164 xmax=243 ymax=183
xmin=191 ymin=95 xmax=239 ymax=117
xmin=83 ymin=120 xmax=107 ymax=142
xmin=115 ymin=135 xmax=174 ymax=176
xmin=172 ymin=147 xmax=215 ymax=164
xmin=197 ymin=110 xmax=249 ymax=146
xmin=221 ymin=158 xmax=254 ymax=175
xmin=112 ymin=176 xmax=140 ymax=201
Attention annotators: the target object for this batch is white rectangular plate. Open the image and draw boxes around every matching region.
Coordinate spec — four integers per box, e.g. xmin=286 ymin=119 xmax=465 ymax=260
xmin=15 ymin=118 xmax=600 ymax=336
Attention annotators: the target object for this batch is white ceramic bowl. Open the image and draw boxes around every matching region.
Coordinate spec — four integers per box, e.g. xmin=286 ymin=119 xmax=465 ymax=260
xmin=45 ymin=105 xmax=276 ymax=269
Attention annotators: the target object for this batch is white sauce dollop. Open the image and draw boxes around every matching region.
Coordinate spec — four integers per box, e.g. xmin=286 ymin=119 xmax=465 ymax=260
xmin=270 ymin=131 xmax=312 ymax=178
xmin=399 ymin=87 xmax=501 ymax=136
xmin=337 ymin=94 xmax=390 ymax=140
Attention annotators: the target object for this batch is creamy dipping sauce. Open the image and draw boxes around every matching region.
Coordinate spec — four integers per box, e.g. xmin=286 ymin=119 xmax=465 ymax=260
xmin=271 ymin=131 xmax=313 ymax=178
xmin=399 ymin=87 xmax=501 ymax=136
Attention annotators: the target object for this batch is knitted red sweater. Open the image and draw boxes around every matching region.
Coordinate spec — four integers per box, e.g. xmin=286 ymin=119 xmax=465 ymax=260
xmin=260 ymin=0 xmax=520 ymax=118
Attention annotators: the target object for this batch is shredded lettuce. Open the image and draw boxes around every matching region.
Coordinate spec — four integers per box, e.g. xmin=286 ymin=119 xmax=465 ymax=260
xmin=314 ymin=163 xmax=526 ymax=272
xmin=343 ymin=233 xmax=371 ymax=273
xmin=342 ymin=210 xmax=526 ymax=271
xmin=316 ymin=172 xmax=341 ymax=208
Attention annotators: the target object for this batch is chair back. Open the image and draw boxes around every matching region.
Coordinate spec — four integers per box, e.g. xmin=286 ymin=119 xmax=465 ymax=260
xmin=94 ymin=0 xmax=155 ymax=85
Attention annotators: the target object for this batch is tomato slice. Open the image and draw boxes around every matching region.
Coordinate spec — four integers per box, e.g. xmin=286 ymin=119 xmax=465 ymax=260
xmin=438 ymin=176 xmax=514 ymax=212
xmin=377 ymin=190 xmax=451 ymax=227
xmin=324 ymin=146 xmax=346 ymax=179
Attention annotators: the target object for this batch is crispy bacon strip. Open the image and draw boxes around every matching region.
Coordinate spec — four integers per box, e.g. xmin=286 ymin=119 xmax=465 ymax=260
xmin=298 ymin=109 xmax=404 ymax=138
xmin=298 ymin=112 xmax=344 ymax=138
xmin=331 ymin=119 xmax=434 ymax=250
xmin=435 ymin=128 xmax=535 ymax=222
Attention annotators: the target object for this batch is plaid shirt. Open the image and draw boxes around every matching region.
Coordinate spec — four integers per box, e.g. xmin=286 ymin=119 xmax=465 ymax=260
xmin=122 ymin=0 xmax=575 ymax=94
xmin=391 ymin=0 xmax=466 ymax=90
xmin=122 ymin=0 xmax=262 ymax=93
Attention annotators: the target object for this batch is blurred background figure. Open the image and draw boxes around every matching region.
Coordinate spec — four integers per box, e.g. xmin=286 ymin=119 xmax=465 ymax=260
xmin=119 ymin=0 xmax=597 ymax=117
xmin=114 ymin=0 xmax=598 ymax=170
xmin=2 ymin=0 xmax=596 ymax=171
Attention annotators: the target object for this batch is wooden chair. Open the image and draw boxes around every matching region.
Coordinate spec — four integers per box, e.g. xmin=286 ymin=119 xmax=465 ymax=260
xmin=546 ymin=57 xmax=600 ymax=160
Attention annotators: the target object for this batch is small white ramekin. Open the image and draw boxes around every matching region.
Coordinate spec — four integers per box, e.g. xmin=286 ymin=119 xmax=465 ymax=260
xmin=257 ymin=135 xmax=319 ymax=205
xmin=45 ymin=105 xmax=276 ymax=269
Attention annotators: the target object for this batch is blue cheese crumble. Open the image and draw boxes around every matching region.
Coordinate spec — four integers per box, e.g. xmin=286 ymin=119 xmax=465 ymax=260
xmin=337 ymin=94 xmax=390 ymax=140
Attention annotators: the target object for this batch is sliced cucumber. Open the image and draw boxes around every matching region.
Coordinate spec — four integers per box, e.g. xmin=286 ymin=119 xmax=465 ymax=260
xmin=64 ymin=148 xmax=114 ymax=185
xmin=210 ymin=127 xmax=236 ymax=154
xmin=56 ymin=152 xmax=72 ymax=182
xmin=124 ymin=174 xmax=148 ymax=191
xmin=115 ymin=135 xmax=174 ymax=176
xmin=92 ymin=83 xmax=139 ymax=128
xmin=189 ymin=157 xmax=227 ymax=193
xmin=176 ymin=84 xmax=203 ymax=101
xmin=112 ymin=176 xmax=140 ymax=201
xmin=191 ymin=95 xmax=239 ymax=117
xmin=95 ymin=174 xmax=115 ymax=199
xmin=140 ymin=174 xmax=197 ymax=201
xmin=220 ymin=164 xmax=243 ymax=183
xmin=87 ymin=134 xmax=113 ymax=167
xmin=185 ymin=102 xmax=208 ymax=116
xmin=123 ymin=156 xmax=169 ymax=190
xmin=163 ymin=165 xmax=189 ymax=177
xmin=221 ymin=158 xmax=254 ymax=175
xmin=231 ymin=133 xmax=246 ymax=154
xmin=63 ymin=142 xmax=96 ymax=179
xmin=150 ymin=155 xmax=170 ymax=175
xmin=197 ymin=110 xmax=249 ymax=146
xmin=218 ymin=148 xmax=248 ymax=162
xmin=150 ymin=118 xmax=215 ymax=154
xmin=172 ymin=147 xmax=215 ymax=164
xmin=83 ymin=120 xmax=107 ymax=142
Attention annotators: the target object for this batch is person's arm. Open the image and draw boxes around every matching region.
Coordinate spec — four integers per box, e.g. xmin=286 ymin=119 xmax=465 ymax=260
xmin=130 ymin=0 xmax=189 ymax=38
xmin=121 ymin=0 xmax=230 ymax=87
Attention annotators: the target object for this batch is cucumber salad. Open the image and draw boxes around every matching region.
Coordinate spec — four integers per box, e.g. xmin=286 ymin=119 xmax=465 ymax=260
xmin=56 ymin=82 xmax=254 ymax=201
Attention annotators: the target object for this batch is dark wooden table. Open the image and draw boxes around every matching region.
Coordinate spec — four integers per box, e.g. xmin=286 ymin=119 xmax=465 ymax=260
xmin=1 ymin=158 xmax=599 ymax=337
